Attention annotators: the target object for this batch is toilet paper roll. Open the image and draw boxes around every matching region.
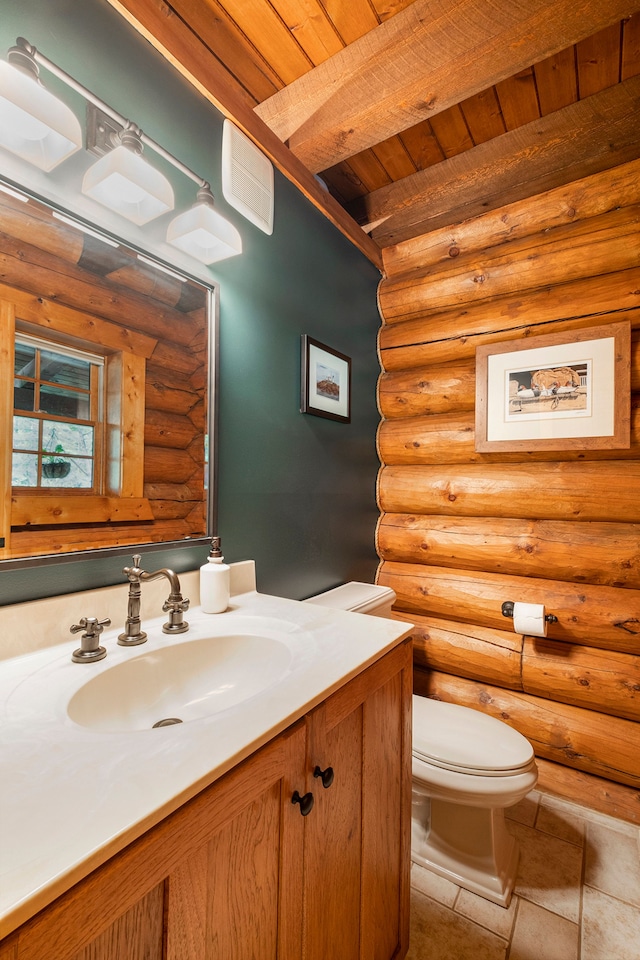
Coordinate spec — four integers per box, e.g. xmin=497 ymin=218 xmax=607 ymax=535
xmin=512 ymin=602 xmax=547 ymax=637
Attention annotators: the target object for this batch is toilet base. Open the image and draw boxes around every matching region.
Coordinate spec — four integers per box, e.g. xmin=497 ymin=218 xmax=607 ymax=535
xmin=411 ymin=795 xmax=519 ymax=908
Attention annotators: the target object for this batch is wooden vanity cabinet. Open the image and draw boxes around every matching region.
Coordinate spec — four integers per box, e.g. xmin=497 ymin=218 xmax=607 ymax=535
xmin=302 ymin=639 xmax=412 ymax=960
xmin=1 ymin=639 xmax=412 ymax=960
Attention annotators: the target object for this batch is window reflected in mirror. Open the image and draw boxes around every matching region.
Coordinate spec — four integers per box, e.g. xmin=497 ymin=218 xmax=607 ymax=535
xmin=13 ymin=336 xmax=101 ymax=490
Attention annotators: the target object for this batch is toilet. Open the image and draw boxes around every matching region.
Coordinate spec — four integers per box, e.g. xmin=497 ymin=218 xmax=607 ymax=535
xmin=305 ymin=581 xmax=538 ymax=907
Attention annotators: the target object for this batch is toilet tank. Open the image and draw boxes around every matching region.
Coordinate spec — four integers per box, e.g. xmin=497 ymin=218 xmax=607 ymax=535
xmin=304 ymin=581 xmax=396 ymax=618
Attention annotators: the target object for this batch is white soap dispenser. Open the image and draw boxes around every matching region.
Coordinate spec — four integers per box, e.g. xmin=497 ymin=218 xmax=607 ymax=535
xmin=200 ymin=536 xmax=230 ymax=613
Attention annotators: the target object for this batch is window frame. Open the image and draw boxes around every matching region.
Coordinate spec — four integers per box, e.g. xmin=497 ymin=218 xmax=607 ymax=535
xmin=12 ymin=333 xmax=105 ymax=494
xmin=1 ymin=292 xmax=154 ymax=555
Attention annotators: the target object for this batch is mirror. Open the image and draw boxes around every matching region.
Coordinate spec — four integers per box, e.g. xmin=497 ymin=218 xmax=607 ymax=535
xmin=0 ymin=183 xmax=215 ymax=565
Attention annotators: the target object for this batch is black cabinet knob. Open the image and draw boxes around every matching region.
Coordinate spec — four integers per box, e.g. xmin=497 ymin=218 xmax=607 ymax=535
xmin=313 ymin=765 xmax=334 ymax=789
xmin=291 ymin=790 xmax=314 ymax=816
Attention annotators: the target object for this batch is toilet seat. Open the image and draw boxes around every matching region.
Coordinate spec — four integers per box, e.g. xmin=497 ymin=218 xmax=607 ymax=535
xmin=304 ymin=583 xmax=539 ymax=908
xmin=412 ymin=696 xmax=534 ymax=776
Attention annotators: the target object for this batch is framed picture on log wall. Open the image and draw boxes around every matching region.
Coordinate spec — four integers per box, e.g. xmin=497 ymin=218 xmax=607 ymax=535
xmin=300 ymin=335 xmax=351 ymax=423
xmin=475 ymin=321 xmax=630 ymax=452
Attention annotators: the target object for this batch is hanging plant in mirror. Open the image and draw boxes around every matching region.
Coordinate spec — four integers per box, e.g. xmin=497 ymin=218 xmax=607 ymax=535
xmin=42 ymin=445 xmax=71 ymax=480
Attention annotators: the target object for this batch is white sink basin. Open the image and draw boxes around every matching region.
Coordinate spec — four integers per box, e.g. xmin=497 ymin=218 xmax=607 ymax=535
xmin=67 ymin=633 xmax=293 ymax=732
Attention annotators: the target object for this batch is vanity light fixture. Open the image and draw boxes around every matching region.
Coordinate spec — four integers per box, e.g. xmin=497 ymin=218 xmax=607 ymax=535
xmin=167 ymin=184 xmax=242 ymax=264
xmin=0 ymin=38 xmax=242 ymax=262
xmin=0 ymin=40 xmax=82 ymax=172
xmin=82 ymin=122 xmax=174 ymax=225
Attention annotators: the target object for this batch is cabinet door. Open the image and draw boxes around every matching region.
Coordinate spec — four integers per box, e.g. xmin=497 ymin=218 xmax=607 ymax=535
xmin=303 ymin=698 xmax=363 ymax=960
xmin=165 ymin=721 xmax=307 ymax=960
xmin=360 ymin=645 xmax=412 ymax=960
xmin=8 ymin=721 xmax=306 ymax=960
xmin=303 ymin=639 xmax=413 ymax=960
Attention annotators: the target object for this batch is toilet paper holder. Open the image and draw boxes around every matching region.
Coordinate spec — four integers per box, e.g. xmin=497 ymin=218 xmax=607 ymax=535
xmin=501 ymin=601 xmax=558 ymax=624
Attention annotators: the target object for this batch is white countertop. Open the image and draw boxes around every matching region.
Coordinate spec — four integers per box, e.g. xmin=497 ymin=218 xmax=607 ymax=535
xmin=0 ymin=589 xmax=410 ymax=937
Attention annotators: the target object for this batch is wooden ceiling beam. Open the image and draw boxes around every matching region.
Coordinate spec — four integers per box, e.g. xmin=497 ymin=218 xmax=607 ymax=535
xmin=255 ymin=0 xmax=640 ymax=173
xmin=103 ymin=0 xmax=383 ymax=269
xmin=349 ymin=75 xmax=640 ymax=247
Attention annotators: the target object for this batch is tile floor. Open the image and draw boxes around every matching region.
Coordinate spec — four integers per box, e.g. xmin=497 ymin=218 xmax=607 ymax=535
xmin=406 ymin=790 xmax=640 ymax=960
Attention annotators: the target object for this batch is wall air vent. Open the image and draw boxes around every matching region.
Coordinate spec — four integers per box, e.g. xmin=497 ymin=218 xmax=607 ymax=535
xmin=222 ymin=120 xmax=274 ymax=235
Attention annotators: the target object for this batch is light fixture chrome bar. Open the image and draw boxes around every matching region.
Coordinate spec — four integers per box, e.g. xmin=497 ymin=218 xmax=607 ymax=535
xmin=17 ymin=37 xmax=207 ymax=189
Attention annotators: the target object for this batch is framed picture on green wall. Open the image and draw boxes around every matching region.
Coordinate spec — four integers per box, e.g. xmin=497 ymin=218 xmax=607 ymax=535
xmin=301 ymin=335 xmax=351 ymax=423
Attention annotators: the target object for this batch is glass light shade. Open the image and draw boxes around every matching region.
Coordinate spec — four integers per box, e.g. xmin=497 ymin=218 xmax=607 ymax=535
xmin=167 ymin=202 xmax=242 ymax=264
xmin=0 ymin=60 xmax=82 ymax=171
xmin=82 ymin=144 xmax=174 ymax=225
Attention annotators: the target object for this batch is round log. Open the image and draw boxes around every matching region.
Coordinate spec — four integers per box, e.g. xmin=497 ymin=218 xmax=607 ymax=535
xmin=382 ymin=161 xmax=640 ymax=277
xmin=150 ymin=500 xmax=198 ymax=520
xmin=145 ymin=379 xmax=199 ymax=416
xmin=533 ymin=756 xmax=640 ymax=825
xmin=377 ymin=514 xmax=640 ymax=589
xmin=377 ymin=560 xmax=640 ymax=653
xmin=0 ymin=201 xmax=83 ymax=263
xmin=143 ymin=446 xmax=199 ymax=484
xmin=377 ymin=462 xmax=640 ymax=523
xmin=0 ymin=240 xmax=200 ymax=347
xmin=149 ymin=341 xmax=202 ymax=376
xmin=106 ymin=264 xmax=187 ymax=308
xmin=378 ymin=295 xmax=640 ymax=371
xmin=522 ymin=638 xmax=640 ymax=722
xmin=144 ymin=409 xmax=200 ymax=450
xmin=378 ymin=330 xmax=640 ymax=394
xmin=377 ymin=406 xmax=640 ymax=464
xmin=393 ymin=610 xmax=523 ymax=689
xmin=143 ymin=483 xmax=204 ymax=502
xmin=187 ymin=401 xmax=206 ymax=433
xmin=378 ymin=360 xmax=475 ymax=419
xmin=378 ymin=209 xmax=640 ymax=317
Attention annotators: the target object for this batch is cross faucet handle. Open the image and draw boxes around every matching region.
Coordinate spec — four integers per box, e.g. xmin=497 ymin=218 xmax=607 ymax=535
xmin=70 ymin=616 xmax=111 ymax=635
xmin=162 ymin=595 xmax=190 ymax=634
xmin=70 ymin=617 xmax=112 ymax=663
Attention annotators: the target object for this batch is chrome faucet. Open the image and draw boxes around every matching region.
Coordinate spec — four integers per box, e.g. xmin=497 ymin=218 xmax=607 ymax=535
xmin=118 ymin=554 xmax=190 ymax=646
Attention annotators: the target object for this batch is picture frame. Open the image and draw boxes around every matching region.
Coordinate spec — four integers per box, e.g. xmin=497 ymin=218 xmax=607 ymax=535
xmin=301 ymin=335 xmax=351 ymax=423
xmin=475 ymin=321 xmax=630 ymax=452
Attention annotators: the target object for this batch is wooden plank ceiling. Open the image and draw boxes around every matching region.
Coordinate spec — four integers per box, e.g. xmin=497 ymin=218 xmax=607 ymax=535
xmin=114 ymin=0 xmax=640 ymax=264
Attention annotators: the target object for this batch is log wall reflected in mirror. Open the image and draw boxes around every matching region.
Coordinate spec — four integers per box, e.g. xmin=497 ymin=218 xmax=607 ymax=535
xmin=0 ymin=186 xmax=214 ymax=564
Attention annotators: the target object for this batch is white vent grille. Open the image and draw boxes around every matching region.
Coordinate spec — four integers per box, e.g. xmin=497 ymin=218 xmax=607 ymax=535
xmin=222 ymin=120 xmax=274 ymax=235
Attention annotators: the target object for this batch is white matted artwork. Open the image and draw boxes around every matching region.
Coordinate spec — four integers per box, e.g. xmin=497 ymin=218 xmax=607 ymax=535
xmin=475 ymin=322 xmax=630 ymax=452
xmin=300 ymin=335 xmax=351 ymax=423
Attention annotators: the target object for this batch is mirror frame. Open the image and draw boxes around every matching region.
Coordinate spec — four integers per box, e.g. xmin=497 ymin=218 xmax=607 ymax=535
xmin=0 ymin=181 xmax=218 ymax=571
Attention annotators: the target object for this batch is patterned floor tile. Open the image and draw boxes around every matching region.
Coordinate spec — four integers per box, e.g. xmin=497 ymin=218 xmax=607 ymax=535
xmin=455 ymin=887 xmax=518 ymax=940
xmin=509 ymin=899 xmax=579 ymax=960
xmin=508 ymin=820 xmax=583 ymax=922
xmin=584 ymin=820 xmax=640 ymax=907
xmin=406 ymin=889 xmax=508 ymax=960
xmin=582 ymin=886 xmax=640 ymax=960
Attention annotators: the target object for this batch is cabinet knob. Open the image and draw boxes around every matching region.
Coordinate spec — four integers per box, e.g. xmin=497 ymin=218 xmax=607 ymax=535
xmin=313 ymin=765 xmax=334 ymax=789
xmin=291 ymin=790 xmax=314 ymax=816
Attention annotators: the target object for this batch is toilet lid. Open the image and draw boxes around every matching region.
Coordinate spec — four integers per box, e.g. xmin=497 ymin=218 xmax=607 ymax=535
xmin=412 ymin=696 xmax=534 ymax=774
xmin=304 ymin=581 xmax=395 ymax=614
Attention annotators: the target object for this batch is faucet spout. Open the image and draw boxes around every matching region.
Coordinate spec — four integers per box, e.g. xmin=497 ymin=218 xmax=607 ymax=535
xmin=139 ymin=566 xmax=182 ymax=596
xmin=118 ymin=555 xmax=190 ymax=646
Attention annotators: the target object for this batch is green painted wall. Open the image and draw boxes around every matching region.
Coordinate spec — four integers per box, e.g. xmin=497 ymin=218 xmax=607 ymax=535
xmin=0 ymin=0 xmax=382 ymax=605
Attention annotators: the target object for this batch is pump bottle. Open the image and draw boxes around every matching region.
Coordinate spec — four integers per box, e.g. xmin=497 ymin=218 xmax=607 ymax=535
xmin=200 ymin=537 xmax=230 ymax=613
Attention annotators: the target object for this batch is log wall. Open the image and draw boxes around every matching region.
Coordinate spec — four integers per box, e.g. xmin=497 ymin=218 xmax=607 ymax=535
xmin=375 ymin=159 xmax=640 ymax=819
